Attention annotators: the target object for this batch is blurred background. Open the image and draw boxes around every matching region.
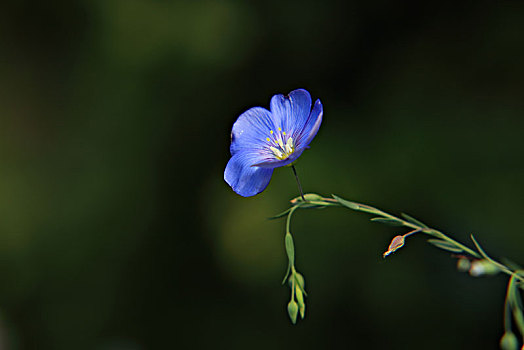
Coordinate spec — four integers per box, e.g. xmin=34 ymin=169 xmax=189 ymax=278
xmin=1 ymin=0 xmax=524 ymax=349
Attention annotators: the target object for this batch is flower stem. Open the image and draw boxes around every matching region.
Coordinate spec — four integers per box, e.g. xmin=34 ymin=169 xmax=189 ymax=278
xmin=291 ymin=165 xmax=306 ymax=201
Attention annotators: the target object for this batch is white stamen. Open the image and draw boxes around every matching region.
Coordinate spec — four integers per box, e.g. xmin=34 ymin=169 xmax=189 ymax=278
xmin=267 ymin=129 xmax=295 ymax=160
xmin=270 ymin=146 xmax=283 ymax=158
xmin=285 ymin=137 xmax=294 ymax=154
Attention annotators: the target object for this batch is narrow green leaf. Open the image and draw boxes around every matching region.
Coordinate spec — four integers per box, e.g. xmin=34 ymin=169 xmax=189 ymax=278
xmin=281 ymin=262 xmax=291 ymax=285
xmin=401 ymin=213 xmax=428 ymax=228
xmin=332 ymin=194 xmax=359 ymax=209
xmin=470 ymin=235 xmax=489 ymax=259
xmin=285 ymin=233 xmax=295 ymax=266
xmin=427 ymin=239 xmax=463 ymax=253
xmin=269 ymin=207 xmax=293 ymax=220
xmin=332 ymin=195 xmax=380 ymax=214
xmin=370 ymin=217 xmax=404 ymax=226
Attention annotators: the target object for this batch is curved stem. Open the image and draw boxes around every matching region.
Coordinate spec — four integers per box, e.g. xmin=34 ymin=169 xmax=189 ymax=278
xmin=286 ymin=205 xmax=300 ymax=235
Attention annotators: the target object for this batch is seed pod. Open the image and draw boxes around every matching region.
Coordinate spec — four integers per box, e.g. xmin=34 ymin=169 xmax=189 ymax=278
xmin=383 ymin=235 xmax=405 ymax=258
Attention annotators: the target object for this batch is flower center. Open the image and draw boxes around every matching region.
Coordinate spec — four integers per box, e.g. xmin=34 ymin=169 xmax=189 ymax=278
xmin=266 ymin=127 xmax=294 ymax=160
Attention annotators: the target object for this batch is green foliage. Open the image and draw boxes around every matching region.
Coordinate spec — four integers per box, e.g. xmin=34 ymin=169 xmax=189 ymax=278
xmin=427 ymin=239 xmax=464 ymax=253
xmin=401 ymin=213 xmax=429 ymax=229
xmin=370 ymin=217 xmax=404 ymax=226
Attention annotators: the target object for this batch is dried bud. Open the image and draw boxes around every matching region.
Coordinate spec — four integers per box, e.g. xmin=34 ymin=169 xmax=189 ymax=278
xmin=383 ymin=235 xmax=405 ymax=258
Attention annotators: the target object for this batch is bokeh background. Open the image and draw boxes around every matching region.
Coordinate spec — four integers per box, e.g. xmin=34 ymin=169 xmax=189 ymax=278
xmin=1 ymin=0 xmax=524 ymax=349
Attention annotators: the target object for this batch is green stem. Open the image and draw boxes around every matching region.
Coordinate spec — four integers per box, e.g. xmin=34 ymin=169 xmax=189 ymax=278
xmin=286 ymin=205 xmax=300 ymax=235
xmin=504 ymin=274 xmax=518 ymax=331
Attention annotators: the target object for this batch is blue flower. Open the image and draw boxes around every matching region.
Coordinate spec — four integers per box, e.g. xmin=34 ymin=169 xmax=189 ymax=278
xmin=224 ymin=89 xmax=323 ymax=197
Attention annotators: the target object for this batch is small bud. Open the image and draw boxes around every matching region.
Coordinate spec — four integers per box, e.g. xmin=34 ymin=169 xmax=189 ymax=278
xmin=457 ymin=258 xmax=471 ymax=272
xmin=299 ymin=301 xmax=306 ymax=319
xmin=469 ymin=260 xmax=499 ymax=277
xmin=287 ymin=300 xmax=299 ymax=324
xmin=383 ymin=235 xmax=405 ymax=258
xmin=290 ymin=193 xmax=324 ymax=204
xmin=500 ymin=331 xmax=518 ymax=350
xmin=295 ymin=287 xmax=305 ymax=317
xmin=294 ymin=273 xmax=305 ymax=290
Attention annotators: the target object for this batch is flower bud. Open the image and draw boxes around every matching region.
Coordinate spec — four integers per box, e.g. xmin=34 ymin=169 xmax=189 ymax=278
xmin=287 ymin=300 xmax=299 ymax=324
xmin=469 ymin=260 xmax=499 ymax=277
xmin=295 ymin=287 xmax=305 ymax=319
xmin=294 ymin=273 xmax=305 ymax=289
xmin=500 ymin=331 xmax=518 ymax=350
xmin=290 ymin=193 xmax=324 ymax=204
xmin=456 ymin=257 xmax=471 ymax=272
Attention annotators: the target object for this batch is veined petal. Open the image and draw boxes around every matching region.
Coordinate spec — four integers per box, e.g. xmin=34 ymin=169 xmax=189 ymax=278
xmin=270 ymin=89 xmax=312 ymax=136
xmin=252 ymin=149 xmax=303 ymax=168
xmin=224 ymin=89 xmax=323 ymax=197
xmin=224 ymin=151 xmax=274 ymax=197
xmin=230 ymin=107 xmax=275 ymax=156
xmin=294 ymin=99 xmax=323 ymax=150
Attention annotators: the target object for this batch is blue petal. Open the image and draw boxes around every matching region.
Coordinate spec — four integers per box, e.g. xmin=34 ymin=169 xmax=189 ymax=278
xmin=229 ymin=107 xmax=276 ymax=156
xmin=294 ymin=99 xmax=323 ymax=150
xmin=252 ymin=155 xmax=297 ymax=168
xmin=270 ymin=89 xmax=312 ymax=138
xmin=224 ymin=151 xmax=274 ymax=197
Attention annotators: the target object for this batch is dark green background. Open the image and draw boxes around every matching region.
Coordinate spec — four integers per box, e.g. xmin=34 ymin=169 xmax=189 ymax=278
xmin=1 ymin=1 xmax=524 ymax=349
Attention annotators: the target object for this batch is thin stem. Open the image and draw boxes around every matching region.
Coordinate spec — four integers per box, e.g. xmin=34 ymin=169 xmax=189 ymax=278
xmin=291 ymin=276 xmax=295 ymax=301
xmin=504 ymin=274 xmax=518 ymax=331
xmin=403 ymin=229 xmax=421 ymax=238
xmin=291 ymin=165 xmax=306 ymax=202
xmin=286 ymin=205 xmax=299 ymax=235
